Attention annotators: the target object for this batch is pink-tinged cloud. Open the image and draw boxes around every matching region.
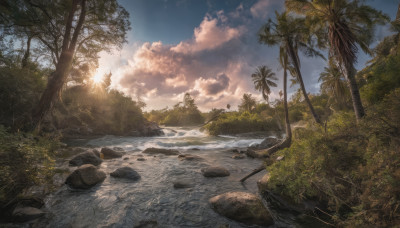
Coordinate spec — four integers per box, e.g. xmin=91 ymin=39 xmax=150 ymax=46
xmin=171 ymin=14 xmax=243 ymax=54
xmin=101 ymin=0 xmax=297 ymax=111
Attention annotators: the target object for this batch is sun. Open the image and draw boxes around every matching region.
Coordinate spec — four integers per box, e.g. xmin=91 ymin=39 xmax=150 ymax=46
xmin=92 ymin=74 xmax=104 ymax=84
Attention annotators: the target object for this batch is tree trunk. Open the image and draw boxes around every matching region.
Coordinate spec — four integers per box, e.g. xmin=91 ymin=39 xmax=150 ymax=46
xmin=287 ymin=42 xmax=322 ymax=124
xmin=344 ymin=64 xmax=365 ymax=121
xmin=240 ymin=57 xmax=292 ymax=183
xmin=32 ymin=0 xmax=86 ymax=130
xmin=22 ymin=35 xmax=33 ymax=68
xmin=283 ymin=57 xmax=292 ymax=143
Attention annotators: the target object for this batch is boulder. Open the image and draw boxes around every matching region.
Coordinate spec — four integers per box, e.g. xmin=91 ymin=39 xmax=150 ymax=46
xmin=101 ymin=147 xmax=123 ymax=159
xmin=245 ymin=149 xmax=268 ymax=158
xmin=69 ymin=151 xmax=102 ymax=166
xmin=65 ymin=164 xmax=106 ymax=189
xmin=209 ymin=192 xmax=274 ymax=226
xmin=110 ymin=167 xmax=141 ymax=181
xmin=178 ymin=154 xmax=204 ymax=161
xmin=142 ymin=147 xmax=179 ymax=156
xmin=137 ymin=157 xmax=146 ymax=161
xmin=140 ymin=121 xmax=164 ymax=137
xmin=173 ymin=180 xmax=193 ymax=189
xmin=257 ymin=174 xmax=270 ymax=193
xmin=201 ymin=166 xmax=230 ymax=177
xmin=232 ymin=154 xmax=245 ymax=159
xmin=12 ymin=207 xmax=45 ymax=223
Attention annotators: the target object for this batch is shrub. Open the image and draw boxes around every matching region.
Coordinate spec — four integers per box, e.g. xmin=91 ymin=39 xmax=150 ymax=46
xmin=0 ymin=126 xmax=58 ymax=207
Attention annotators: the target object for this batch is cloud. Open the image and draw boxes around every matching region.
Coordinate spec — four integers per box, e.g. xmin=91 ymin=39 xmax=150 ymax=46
xmin=194 ymin=73 xmax=230 ymax=95
xmin=250 ymin=0 xmax=271 ymax=19
xmin=171 ymin=14 xmax=243 ymax=54
xmin=100 ymin=0 xmax=309 ymax=111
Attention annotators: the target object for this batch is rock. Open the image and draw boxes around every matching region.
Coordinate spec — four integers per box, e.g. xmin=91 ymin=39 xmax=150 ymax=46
xmin=245 ymin=149 xmax=258 ymax=158
xmin=142 ymin=147 xmax=179 ymax=156
xmin=92 ymin=149 xmax=100 ymax=157
xmin=134 ymin=220 xmax=158 ymax=228
xmin=191 ymin=148 xmax=200 ymax=150
xmin=258 ymin=137 xmax=280 ymax=149
xmin=123 ymin=157 xmax=129 ymax=160
xmin=209 ymin=192 xmax=274 ymax=226
xmin=232 ymin=154 xmax=245 ymax=159
xmin=276 ymin=155 xmax=284 ymax=161
xmin=201 ymin=166 xmax=230 ymax=177
xmin=110 ymin=167 xmax=141 ymax=181
xmin=113 ymin=147 xmax=124 ymax=151
xmin=137 ymin=157 xmax=146 ymax=161
xmin=65 ymin=164 xmax=106 ymax=189
xmin=173 ymin=180 xmax=193 ymax=189
xmin=245 ymin=149 xmax=268 ymax=158
xmin=12 ymin=207 xmax=45 ymax=222
xmin=178 ymin=154 xmax=204 ymax=161
xmin=69 ymin=151 xmax=102 ymax=166
xmin=257 ymin=174 xmax=270 ymax=193
xmin=100 ymin=147 xmax=123 ymax=159
xmin=140 ymin=121 xmax=164 ymax=137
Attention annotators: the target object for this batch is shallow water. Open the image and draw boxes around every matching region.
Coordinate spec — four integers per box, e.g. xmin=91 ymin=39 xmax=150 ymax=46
xmin=40 ymin=127 xmax=296 ymax=228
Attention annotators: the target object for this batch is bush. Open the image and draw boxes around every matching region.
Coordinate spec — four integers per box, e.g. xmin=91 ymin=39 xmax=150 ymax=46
xmin=204 ymin=111 xmax=280 ymax=135
xmin=0 ymin=126 xmax=58 ymax=207
xmin=266 ymin=90 xmax=400 ymax=227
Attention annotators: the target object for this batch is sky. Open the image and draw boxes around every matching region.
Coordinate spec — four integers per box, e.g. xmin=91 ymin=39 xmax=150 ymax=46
xmin=96 ymin=0 xmax=399 ymax=112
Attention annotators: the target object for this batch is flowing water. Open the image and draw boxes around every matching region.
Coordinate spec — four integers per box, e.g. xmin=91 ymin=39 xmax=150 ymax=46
xmin=39 ymin=127 xmax=298 ymax=228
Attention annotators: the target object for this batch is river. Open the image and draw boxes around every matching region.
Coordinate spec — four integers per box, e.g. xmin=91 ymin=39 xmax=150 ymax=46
xmin=39 ymin=127 xmax=300 ymax=228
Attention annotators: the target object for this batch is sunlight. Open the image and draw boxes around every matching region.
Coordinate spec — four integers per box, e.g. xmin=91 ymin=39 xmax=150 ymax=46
xmin=92 ymin=74 xmax=104 ymax=84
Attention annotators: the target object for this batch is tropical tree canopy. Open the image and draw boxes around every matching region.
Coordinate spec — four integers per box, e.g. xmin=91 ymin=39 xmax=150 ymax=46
xmin=251 ymin=65 xmax=278 ymax=102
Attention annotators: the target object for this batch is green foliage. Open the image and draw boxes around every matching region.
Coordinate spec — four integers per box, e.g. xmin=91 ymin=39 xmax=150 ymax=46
xmin=360 ymin=53 xmax=400 ymax=104
xmin=204 ymin=111 xmax=279 ymax=136
xmin=266 ymin=89 xmax=400 ymax=227
xmin=0 ymin=126 xmax=58 ymax=206
xmin=0 ymin=62 xmax=48 ymax=130
xmin=145 ymin=93 xmax=204 ymax=126
xmin=53 ymin=85 xmax=145 ymax=135
xmin=238 ymin=93 xmax=257 ymax=112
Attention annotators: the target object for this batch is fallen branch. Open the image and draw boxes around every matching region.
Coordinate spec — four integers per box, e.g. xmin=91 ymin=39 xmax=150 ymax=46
xmin=240 ymin=137 xmax=291 ymax=182
xmin=240 ymin=165 xmax=265 ymax=182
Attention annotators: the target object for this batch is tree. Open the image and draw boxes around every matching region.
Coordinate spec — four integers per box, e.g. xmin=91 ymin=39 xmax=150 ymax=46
xmin=259 ymin=11 xmax=324 ymax=124
xmin=238 ymin=93 xmax=257 ymax=112
xmin=2 ymin=0 xmax=131 ymax=129
xmin=226 ymin=104 xmax=231 ymax=110
xmin=251 ymin=65 xmax=278 ymax=103
xmin=319 ymin=59 xmax=347 ymax=108
xmin=286 ymin=0 xmax=389 ymax=121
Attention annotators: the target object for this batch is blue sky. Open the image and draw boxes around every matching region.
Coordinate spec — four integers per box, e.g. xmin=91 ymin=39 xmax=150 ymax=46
xmin=98 ymin=0 xmax=399 ymax=111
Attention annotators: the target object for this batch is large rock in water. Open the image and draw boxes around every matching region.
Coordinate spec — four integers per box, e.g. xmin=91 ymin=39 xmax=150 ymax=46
xmin=69 ymin=151 xmax=102 ymax=166
xmin=139 ymin=121 xmax=164 ymax=136
xmin=201 ymin=166 xmax=230 ymax=177
xmin=142 ymin=147 xmax=179 ymax=156
xmin=101 ymin=147 xmax=123 ymax=159
xmin=65 ymin=164 xmax=106 ymax=189
xmin=110 ymin=167 xmax=141 ymax=181
xmin=209 ymin=192 xmax=274 ymax=226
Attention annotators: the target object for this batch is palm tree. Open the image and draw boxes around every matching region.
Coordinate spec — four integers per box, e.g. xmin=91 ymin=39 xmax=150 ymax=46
xmin=286 ymin=0 xmax=389 ymax=121
xmin=238 ymin=93 xmax=257 ymax=113
xmin=259 ymin=11 xmax=324 ymax=124
xmin=319 ymin=59 xmax=347 ymax=108
xmin=251 ymin=65 xmax=278 ymax=102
